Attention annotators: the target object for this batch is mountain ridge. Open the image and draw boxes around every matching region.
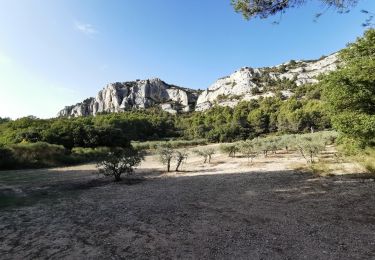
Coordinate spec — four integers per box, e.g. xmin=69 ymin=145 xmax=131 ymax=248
xmin=58 ymin=53 xmax=339 ymax=117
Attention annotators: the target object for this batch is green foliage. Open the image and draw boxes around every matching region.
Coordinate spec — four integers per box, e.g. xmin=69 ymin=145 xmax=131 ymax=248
xmin=97 ymin=147 xmax=144 ymax=182
xmin=0 ymin=146 xmax=16 ymax=169
xmin=193 ymin=148 xmax=216 ymax=163
xmin=132 ymin=139 xmax=207 ymax=150
xmin=0 ymin=117 xmax=11 ymax=124
xmin=238 ymin=140 xmax=258 ymax=163
xmin=7 ymin=142 xmax=70 ymax=168
xmin=231 ymin=0 xmax=358 ymax=20
xmin=322 ymin=29 xmax=375 ymax=148
xmin=157 ymin=144 xmax=175 ymax=172
xmin=174 ymin=150 xmax=189 ymax=171
xmin=0 ymin=110 xmax=176 ymax=149
xmin=71 ymin=147 xmax=112 ymax=162
xmin=294 ymin=133 xmax=326 ymax=163
xmin=220 ymin=143 xmax=239 ymax=157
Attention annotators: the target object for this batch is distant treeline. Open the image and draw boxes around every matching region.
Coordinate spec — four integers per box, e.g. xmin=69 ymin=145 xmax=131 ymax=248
xmin=0 ymin=109 xmax=178 ymax=149
xmin=0 ymin=84 xmax=329 ymax=149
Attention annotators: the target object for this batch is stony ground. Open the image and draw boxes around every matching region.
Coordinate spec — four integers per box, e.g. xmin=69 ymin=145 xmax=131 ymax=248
xmin=1 ymin=146 xmax=374 ymax=259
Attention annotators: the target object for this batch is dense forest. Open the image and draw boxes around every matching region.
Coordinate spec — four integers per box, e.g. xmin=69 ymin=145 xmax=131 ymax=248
xmin=0 ymin=83 xmax=329 ymax=146
xmin=0 ymin=29 xmax=374 ymax=169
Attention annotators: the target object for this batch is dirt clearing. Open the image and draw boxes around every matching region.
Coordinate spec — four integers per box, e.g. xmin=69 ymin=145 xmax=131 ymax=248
xmin=1 ymin=146 xmax=375 ymax=259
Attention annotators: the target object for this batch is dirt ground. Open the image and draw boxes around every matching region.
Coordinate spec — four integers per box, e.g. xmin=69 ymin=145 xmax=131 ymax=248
xmin=1 ymin=145 xmax=375 ymax=259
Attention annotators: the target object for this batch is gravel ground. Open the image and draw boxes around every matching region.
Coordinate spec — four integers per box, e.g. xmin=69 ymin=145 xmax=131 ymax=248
xmin=0 ymin=148 xmax=374 ymax=259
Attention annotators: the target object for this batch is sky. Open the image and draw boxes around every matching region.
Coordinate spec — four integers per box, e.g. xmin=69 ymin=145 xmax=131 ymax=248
xmin=0 ymin=0 xmax=374 ymax=119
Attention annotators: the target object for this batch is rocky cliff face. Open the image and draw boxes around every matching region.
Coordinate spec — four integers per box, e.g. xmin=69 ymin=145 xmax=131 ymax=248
xmin=195 ymin=53 xmax=338 ymax=111
xmin=58 ymin=54 xmax=338 ymax=117
xmin=58 ymin=78 xmax=199 ymax=117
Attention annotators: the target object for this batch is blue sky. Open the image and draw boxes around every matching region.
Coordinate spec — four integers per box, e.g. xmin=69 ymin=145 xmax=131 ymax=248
xmin=0 ymin=0 xmax=374 ymax=119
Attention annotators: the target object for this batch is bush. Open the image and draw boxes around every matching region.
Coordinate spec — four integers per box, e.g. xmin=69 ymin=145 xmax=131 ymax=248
xmin=71 ymin=147 xmax=111 ymax=162
xmin=238 ymin=141 xmax=258 ymax=164
xmin=220 ymin=143 xmax=239 ymax=157
xmin=132 ymin=139 xmax=208 ymax=150
xmin=9 ymin=142 xmax=69 ymax=168
xmin=0 ymin=146 xmax=16 ymax=169
xmin=174 ymin=150 xmax=189 ymax=171
xmin=294 ymin=134 xmax=326 ymax=163
xmin=97 ymin=147 xmax=144 ymax=182
xmin=157 ymin=144 xmax=175 ymax=172
xmin=193 ymin=148 xmax=215 ymax=163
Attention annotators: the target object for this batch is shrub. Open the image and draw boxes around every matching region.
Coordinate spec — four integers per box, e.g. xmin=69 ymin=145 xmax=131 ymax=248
xmin=9 ymin=142 xmax=69 ymax=167
xmin=132 ymin=139 xmax=208 ymax=150
xmin=71 ymin=147 xmax=111 ymax=162
xmin=238 ymin=141 xmax=258 ymax=164
xmin=97 ymin=147 xmax=144 ymax=182
xmin=294 ymin=134 xmax=326 ymax=163
xmin=220 ymin=143 xmax=239 ymax=157
xmin=157 ymin=144 xmax=175 ymax=172
xmin=174 ymin=150 xmax=188 ymax=171
xmin=0 ymin=146 xmax=16 ymax=169
xmin=193 ymin=148 xmax=216 ymax=163
xmin=278 ymin=134 xmax=297 ymax=153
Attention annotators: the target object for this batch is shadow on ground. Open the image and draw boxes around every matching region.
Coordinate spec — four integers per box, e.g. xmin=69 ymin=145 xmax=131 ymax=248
xmin=0 ymin=167 xmax=374 ymax=259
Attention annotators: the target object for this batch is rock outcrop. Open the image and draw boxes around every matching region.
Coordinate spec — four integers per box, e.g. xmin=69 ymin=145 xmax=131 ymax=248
xmin=58 ymin=78 xmax=199 ymax=117
xmin=195 ymin=53 xmax=338 ymax=111
xmin=58 ymin=53 xmax=339 ymax=117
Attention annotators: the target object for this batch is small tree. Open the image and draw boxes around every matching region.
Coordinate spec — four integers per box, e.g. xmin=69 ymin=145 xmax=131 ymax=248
xmin=255 ymin=138 xmax=272 ymax=157
xmin=175 ymin=150 xmax=188 ymax=171
xmin=262 ymin=136 xmax=282 ymax=154
xmin=157 ymin=144 xmax=174 ymax=172
xmin=194 ymin=148 xmax=216 ymax=163
xmin=239 ymin=141 xmax=257 ymax=164
xmin=279 ymin=134 xmax=297 ymax=153
xmin=205 ymin=148 xmax=215 ymax=163
xmin=97 ymin=147 xmax=144 ymax=182
xmin=295 ymin=135 xmax=325 ymax=164
xmin=220 ymin=143 xmax=239 ymax=157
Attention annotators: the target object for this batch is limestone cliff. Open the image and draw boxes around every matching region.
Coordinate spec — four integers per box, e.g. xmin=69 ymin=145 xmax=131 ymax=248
xmin=58 ymin=53 xmax=338 ymax=117
xmin=58 ymin=78 xmax=199 ymax=117
xmin=195 ymin=53 xmax=338 ymax=111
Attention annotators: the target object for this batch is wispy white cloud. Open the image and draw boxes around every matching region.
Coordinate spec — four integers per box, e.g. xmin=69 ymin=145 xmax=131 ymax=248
xmin=74 ymin=21 xmax=98 ymax=36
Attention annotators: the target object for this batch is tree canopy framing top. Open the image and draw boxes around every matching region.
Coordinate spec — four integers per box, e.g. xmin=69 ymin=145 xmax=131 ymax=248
xmin=231 ymin=0 xmax=359 ymax=20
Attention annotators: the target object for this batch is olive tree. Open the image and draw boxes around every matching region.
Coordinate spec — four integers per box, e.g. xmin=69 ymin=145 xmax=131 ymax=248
xmin=279 ymin=134 xmax=297 ymax=153
xmin=238 ymin=141 xmax=258 ymax=164
xmin=157 ymin=144 xmax=174 ymax=172
xmin=175 ymin=150 xmax=189 ymax=171
xmin=294 ymin=134 xmax=326 ymax=163
xmin=220 ymin=143 xmax=239 ymax=157
xmin=97 ymin=147 xmax=144 ymax=182
xmin=194 ymin=148 xmax=216 ymax=163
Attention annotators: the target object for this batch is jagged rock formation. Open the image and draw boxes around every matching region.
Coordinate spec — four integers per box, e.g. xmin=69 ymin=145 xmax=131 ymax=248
xmin=58 ymin=78 xmax=199 ymax=117
xmin=195 ymin=53 xmax=338 ymax=111
xmin=58 ymin=53 xmax=339 ymax=117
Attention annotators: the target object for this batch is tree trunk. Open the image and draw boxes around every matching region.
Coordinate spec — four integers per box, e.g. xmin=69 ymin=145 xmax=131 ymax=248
xmin=175 ymin=158 xmax=183 ymax=171
xmin=114 ymin=173 xmax=121 ymax=182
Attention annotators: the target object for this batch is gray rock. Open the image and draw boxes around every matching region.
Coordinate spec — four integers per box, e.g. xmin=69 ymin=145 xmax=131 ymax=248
xmin=58 ymin=53 xmax=339 ymax=117
xmin=195 ymin=53 xmax=338 ymax=111
xmin=58 ymin=78 xmax=198 ymax=117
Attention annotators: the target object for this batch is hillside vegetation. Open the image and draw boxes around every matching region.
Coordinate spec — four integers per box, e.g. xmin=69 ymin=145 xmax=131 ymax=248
xmin=0 ymin=29 xmax=374 ymax=170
